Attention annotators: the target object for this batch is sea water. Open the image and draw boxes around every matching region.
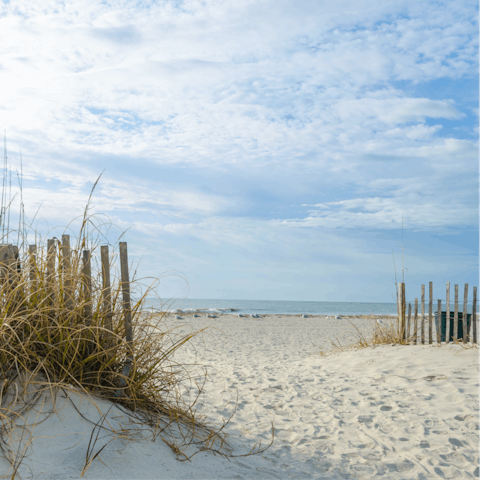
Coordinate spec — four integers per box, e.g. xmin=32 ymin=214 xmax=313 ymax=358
xmin=144 ymin=298 xmax=475 ymax=316
xmin=143 ymin=298 xmax=401 ymax=316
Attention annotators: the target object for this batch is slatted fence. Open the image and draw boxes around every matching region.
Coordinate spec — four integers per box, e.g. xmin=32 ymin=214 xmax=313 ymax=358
xmin=397 ymin=282 xmax=478 ymax=345
xmin=0 ymin=237 xmax=133 ymax=345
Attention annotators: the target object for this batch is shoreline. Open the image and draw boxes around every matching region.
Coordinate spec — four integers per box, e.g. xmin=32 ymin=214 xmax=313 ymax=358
xmin=161 ymin=312 xmax=399 ymax=319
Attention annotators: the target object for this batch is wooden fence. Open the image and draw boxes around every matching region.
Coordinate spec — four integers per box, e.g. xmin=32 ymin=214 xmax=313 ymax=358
xmin=397 ymin=282 xmax=478 ymax=344
xmin=0 ymin=238 xmax=140 ymax=397
xmin=0 ymin=236 xmax=133 ymax=346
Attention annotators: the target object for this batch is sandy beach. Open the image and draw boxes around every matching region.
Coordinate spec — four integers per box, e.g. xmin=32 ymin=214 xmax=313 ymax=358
xmin=3 ymin=1 xmax=477 ymax=479
xmin=6 ymin=313 xmax=479 ymax=479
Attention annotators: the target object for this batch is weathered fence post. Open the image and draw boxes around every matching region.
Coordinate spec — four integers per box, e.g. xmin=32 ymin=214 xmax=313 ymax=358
xmin=407 ymin=303 xmax=411 ymax=343
xmin=101 ymin=245 xmax=113 ymax=335
xmin=29 ymin=244 xmax=37 ymax=293
xmin=473 ymin=286 xmax=477 ymax=344
xmin=62 ymin=235 xmax=73 ymax=310
xmin=398 ymin=283 xmax=403 ymax=340
xmin=401 ymin=283 xmax=406 ymax=342
xmin=120 ymin=242 xmax=133 ymax=346
xmin=413 ymin=298 xmax=418 ymax=344
xmin=453 ymin=284 xmax=459 ymax=341
xmin=47 ymin=239 xmax=56 ymax=303
xmin=402 ymin=284 xmax=406 ymax=341
xmin=396 ymin=285 xmax=401 ymax=334
xmin=445 ymin=282 xmax=450 ymax=343
xmin=0 ymin=244 xmax=15 ymax=286
xmin=8 ymin=246 xmax=20 ymax=297
xmin=436 ymin=299 xmax=441 ymax=343
xmin=83 ymin=250 xmax=92 ymax=324
xmin=12 ymin=245 xmax=20 ymax=273
xmin=421 ymin=284 xmax=425 ymax=344
xmin=463 ymin=284 xmax=469 ymax=342
xmin=0 ymin=245 xmax=10 ymax=282
xmin=117 ymin=242 xmax=133 ymax=396
xmin=47 ymin=239 xmax=56 ymax=278
xmin=428 ymin=282 xmax=433 ymax=344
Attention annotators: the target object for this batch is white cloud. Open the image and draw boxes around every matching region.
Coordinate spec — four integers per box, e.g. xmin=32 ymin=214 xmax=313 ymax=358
xmin=1 ymin=0 xmax=476 ymax=169
xmin=10 ymin=176 xmax=233 ymax=234
xmin=384 ymin=124 xmax=443 ymax=140
xmin=335 ymin=96 xmax=463 ymax=125
xmin=0 ymin=0 xmax=477 ymax=300
xmin=277 ymin=186 xmax=477 ymax=231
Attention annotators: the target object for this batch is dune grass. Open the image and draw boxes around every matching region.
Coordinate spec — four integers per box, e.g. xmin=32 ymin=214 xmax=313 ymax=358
xmin=317 ymin=314 xmax=478 ymax=357
xmin=0 ymin=230 xmax=198 ymax=473
xmin=0 ymin=180 xmax=270 ymax=477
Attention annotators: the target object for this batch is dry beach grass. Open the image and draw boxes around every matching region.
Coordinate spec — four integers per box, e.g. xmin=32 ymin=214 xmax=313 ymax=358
xmin=0 ymin=193 xmax=269 ymax=478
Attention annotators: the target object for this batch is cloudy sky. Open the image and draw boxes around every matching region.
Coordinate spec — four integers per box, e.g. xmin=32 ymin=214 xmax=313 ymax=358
xmin=0 ymin=0 xmax=478 ymax=303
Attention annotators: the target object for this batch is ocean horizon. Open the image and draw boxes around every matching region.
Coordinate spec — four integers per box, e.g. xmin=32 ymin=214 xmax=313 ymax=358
xmin=143 ymin=298 xmax=475 ymax=316
xmin=143 ymin=298 xmax=400 ymax=316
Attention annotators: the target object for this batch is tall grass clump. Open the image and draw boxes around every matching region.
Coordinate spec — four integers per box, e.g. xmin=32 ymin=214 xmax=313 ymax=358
xmin=0 ymin=180 xmax=243 ymax=476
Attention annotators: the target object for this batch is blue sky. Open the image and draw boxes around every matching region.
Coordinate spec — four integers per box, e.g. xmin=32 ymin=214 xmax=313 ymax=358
xmin=0 ymin=0 xmax=478 ymax=303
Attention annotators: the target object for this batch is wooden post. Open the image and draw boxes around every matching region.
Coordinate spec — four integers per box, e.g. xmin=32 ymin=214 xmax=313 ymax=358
xmin=428 ymin=282 xmax=433 ymax=344
xmin=101 ymin=245 xmax=112 ymax=334
xmin=397 ymin=283 xmax=402 ymax=339
xmin=47 ymin=239 xmax=56 ymax=278
xmin=62 ymin=235 xmax=73 ymax=310
xmin=0 ymin=245 xmax=11 ymax=283
xmin=413 ymin=298 xmax=418 ymax=344
xmin=407 ymin=303 xmax=411 ymax=343
xmin=0 ymin=244 xmax=15 ymax=288
xmin=463 ymin=284 xmax=469 ymax=342
xmin=396 ymin=285 xmax=401 ymax=335
xmin=119 ymin=243 xmax=133 ymax=345
xmin=398 ymin=283 xmax=403 ymax=340
xmin=118 ymin=242 xmax=133 ymax=396
xmin=436 ymin=299 xmax=441 ymax=343
xmin=401 ymin=283 xmax=406 ymax=342
xmin=445 ymin=282 xmax=450 ymax=343
xmin=453 ymin=284 xmax=459 ymax=341
xmin=421 ymin=284 xmax=425 ymax=344
xmin=82 ymin=250 xmax=92 ymax=324
xmin=47 ymin=239 xmax=56 ymax=303
xmin=29 ymin=244 xmax=37 ymax=294
xmin=8 ymin=245 xmax=19 ymax=291
xmin=11 ymin=245 xmax=20 ymax=274
xmin=473 ymin=286 xmax=477 ymax=344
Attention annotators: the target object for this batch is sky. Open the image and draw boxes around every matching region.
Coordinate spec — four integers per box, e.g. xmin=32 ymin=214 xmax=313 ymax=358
xmin=0 ymin=0 xmax=478 ymax=303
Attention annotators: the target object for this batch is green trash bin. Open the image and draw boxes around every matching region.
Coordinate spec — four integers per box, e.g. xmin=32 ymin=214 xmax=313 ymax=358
xmin=435 ymin=311 xmax=472 ymax=342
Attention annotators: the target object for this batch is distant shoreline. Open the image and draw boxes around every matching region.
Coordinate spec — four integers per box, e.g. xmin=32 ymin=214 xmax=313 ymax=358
xmin=160 ymin=312 xmax=398 ymax=319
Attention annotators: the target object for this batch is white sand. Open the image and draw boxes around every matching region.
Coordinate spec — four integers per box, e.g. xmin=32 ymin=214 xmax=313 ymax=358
xmin=4 ymin=314 xmax=479 ymax=479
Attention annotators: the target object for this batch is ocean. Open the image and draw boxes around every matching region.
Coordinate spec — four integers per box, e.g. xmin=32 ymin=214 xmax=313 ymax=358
xmin=144 ymin=298 xmax=475 ymax=316
xmin=143 ymin=298 xmax=401 ymax=316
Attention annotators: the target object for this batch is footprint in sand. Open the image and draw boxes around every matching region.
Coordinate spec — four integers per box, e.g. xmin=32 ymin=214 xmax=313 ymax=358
xmin=448 ymin=438 xmax=464 ymax=447
xmin=454 ymin=414 xmax=476 ymax=421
